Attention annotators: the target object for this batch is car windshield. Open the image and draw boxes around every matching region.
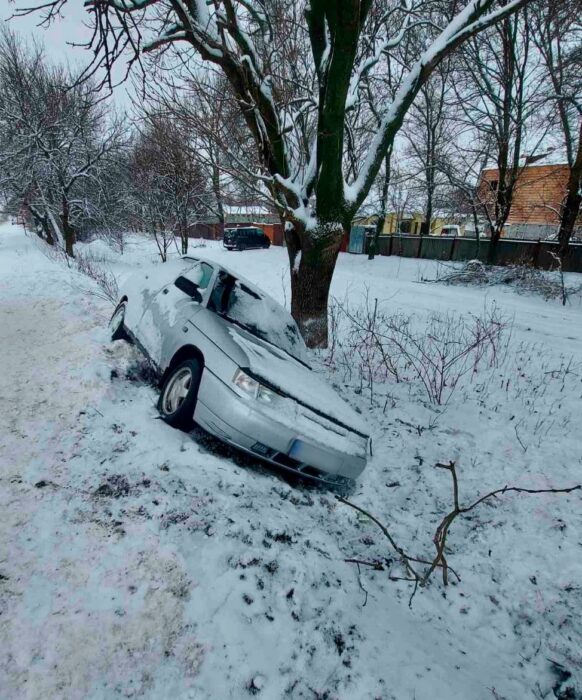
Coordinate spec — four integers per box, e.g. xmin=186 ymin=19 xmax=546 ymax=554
xmin=182 ymin=261 xmax=214 ymax=289
xmin=209 ymin=273 xmax=309 ymax=365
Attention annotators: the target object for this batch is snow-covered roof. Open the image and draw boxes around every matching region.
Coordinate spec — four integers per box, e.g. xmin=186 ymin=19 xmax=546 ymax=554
xmin=223 ymin=205 xmax=272 ymax=216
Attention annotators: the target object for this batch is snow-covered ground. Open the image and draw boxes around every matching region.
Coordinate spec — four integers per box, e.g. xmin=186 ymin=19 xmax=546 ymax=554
xmin=1 ymin=223 xmax=581 ymax=700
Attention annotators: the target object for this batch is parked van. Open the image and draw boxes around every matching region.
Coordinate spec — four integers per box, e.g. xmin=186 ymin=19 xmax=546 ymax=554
xmin=223 ymin=227 xmax=271 ymax=251
xmin=440 ymin=225 xmax=461 ymax=237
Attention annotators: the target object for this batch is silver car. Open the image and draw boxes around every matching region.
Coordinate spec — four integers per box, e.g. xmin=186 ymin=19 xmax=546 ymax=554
xmin=109 ymin=255 xmax=369 ymax=484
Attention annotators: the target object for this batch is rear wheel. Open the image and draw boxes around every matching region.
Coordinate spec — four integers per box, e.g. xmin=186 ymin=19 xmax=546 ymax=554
xmin=109 ymin=302 xmax=130 ymax=342
xmin=158 ymin=358 xmax=203 ymax=430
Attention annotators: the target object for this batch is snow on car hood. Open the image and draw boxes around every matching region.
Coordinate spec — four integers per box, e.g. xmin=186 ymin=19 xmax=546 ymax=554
xmin=228 ymin=327 xmax=369 ymax=437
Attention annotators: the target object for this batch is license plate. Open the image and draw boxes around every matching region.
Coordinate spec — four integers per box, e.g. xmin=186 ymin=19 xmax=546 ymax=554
xmin=289 ymin=439 xmax=339 ymax=473
xmin=289 ymin=439 xmax=307 ymax=461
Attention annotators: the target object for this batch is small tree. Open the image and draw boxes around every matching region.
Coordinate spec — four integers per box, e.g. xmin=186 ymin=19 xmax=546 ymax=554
xmin=0 ymin=29 xmax=122 ymax=257
xmin=405 ymin=59 xmax=459 ymax=235
xmin=127 ymin=115 xmax=213 ymax=259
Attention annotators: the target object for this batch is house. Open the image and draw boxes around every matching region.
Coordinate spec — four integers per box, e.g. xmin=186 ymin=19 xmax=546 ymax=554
xmin=352 ymin=212 xmax=423 ymax=235
xmin=478 ymin=162 xmax=581 ymax=240
xmin=350 ymin=212 xmax=468 ymax=250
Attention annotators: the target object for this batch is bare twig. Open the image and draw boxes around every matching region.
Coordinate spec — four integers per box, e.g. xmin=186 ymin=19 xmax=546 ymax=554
xmin=338 ymin=462 xmax=580 ymax=605
xmin=426 ymin=460 xmax=580 ymax=586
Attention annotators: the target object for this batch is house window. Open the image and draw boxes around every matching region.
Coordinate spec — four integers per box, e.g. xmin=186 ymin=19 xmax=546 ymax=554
xmin=399 ymin=219 xmax=412 ymax=234
xmin=489 ymin=180 xmax=498 ymax=192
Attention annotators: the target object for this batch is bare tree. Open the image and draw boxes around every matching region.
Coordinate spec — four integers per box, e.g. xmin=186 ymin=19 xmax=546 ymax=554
xmin=405 ymin=59 xmax=459 ymax=235
xmin=457 ymin=9 xmax=547 ymax=262
xmin=144 ymin=70 xmax=257 ymax=234
xmin=531 ymin=0 xmax=582 ymax=259
xmin=126 ymin=114 xmax=213 ymax=259
xmin=81 ymin=142 xmax=132 ymax=253
xmin=439 ymin=129 xmax=495 ymax=252
xmin=0 ymin=28 xmax=122 ymax=257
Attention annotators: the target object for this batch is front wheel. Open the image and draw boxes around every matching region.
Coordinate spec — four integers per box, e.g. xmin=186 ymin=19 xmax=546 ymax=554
xmin=158 ymin=358 xmax=203 ymax=430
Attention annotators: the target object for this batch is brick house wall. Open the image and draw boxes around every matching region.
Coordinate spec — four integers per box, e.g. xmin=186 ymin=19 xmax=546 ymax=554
xmin=479 ymin=163 xmax=578 ymax=228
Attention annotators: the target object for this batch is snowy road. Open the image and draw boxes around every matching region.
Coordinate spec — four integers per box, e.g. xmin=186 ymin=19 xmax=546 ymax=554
xmin=1 ymin=225 xmax=581 ymax=699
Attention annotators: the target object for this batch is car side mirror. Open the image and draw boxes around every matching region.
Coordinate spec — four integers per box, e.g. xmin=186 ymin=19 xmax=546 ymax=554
xmin=175 ymin=275 xmax=203 ymax=303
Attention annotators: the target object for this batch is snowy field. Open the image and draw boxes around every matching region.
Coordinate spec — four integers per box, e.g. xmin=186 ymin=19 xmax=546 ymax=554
xmin=1 ymin=222 xmax=581 ymax=700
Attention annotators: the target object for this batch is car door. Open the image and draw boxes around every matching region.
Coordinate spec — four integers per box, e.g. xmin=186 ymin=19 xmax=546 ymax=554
xmin=136 ymin=261 xmax=215 ymax=367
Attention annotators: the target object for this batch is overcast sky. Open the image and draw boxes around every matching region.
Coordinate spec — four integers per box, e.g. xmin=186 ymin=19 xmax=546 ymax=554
xmin=2 ymin=2 xmax=129 ymax=104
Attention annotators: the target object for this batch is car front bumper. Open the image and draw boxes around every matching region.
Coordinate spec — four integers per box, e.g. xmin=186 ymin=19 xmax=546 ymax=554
xmin=194 ymin=369 xmax=367 ymax=482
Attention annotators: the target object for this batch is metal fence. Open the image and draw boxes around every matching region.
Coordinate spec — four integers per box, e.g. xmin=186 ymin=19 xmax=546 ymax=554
xmin=363 ymin=235 xmax=582 ymax=273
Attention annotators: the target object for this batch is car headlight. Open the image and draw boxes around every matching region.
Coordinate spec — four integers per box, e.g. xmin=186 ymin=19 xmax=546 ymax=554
xmin=233 ymin=369 xmax=260 ymax=397
xmin=233 ymin=369 xmax=281 ymax=404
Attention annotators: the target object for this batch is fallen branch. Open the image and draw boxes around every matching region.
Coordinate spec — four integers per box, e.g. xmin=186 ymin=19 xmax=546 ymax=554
xmin=338 ymin=463 xmax=581 ymax=605
xmin=428 ymin=460 xmax=581 ymax=586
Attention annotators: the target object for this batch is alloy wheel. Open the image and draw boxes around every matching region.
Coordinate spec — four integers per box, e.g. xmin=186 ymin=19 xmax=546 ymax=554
xmin=162 ymin=367 xmax=192 ymax=414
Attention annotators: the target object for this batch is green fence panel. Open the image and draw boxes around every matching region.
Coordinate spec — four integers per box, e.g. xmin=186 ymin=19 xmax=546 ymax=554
xmin=538 ymin=242 xmax=582 ymax=272
xmin=399 ymin=236 xmax=421 ymax=258
xmin=494 ymin=239 xmax=538 ymax=265
xmin=419 ymin=236 xmax=455 ymax=260
xmin=378 ymin=236 xmax=392 ymax=256
xmin=564 ymin=245 xmax=582 ymax=272
xmin=364 ymin=236 xmax=582 ymax=271
xmin=538 ymin=243 xmax=560 ymax=270
xmin=452 ymin=238 xmax=489 ymax=262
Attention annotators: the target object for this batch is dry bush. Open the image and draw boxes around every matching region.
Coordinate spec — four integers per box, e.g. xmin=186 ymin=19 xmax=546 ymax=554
xmin=325 ymin=295 xmax=508 ymax=405
xmin=430 ymin=259 xmax=582 ymax=304
xmin=74 ymin=249 xmax=119 ymax=305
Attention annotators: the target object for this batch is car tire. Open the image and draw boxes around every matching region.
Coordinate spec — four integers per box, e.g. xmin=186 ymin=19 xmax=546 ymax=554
xmin=109 ymin=301 xmax=130 ymax=342
xmin=158 ymin=358 xmax=202 ymax=431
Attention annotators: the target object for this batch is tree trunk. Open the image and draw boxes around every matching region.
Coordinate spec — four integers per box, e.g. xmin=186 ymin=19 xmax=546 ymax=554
xmin=211 ymin=155 xmax=224 ymax=226
xmin=487 ymin=224 xmax=502 ymax=264
xmin=367 ymin=217 xmax=383 ymax=260
xmin=558 ymin=121 xmax=582 ymax=261
xmin=425 ymin=166 xmax=434 ymax=236
xmin=369 ymin=154 xmax=391 ymax=261
xmin=472 ymin=204 xmax=480 ymax=258
xmin=180 ymin=216 xmax=189 ymax=255
xmin=487 ymin=221 xmax=505 ymax=265
xmin=289 ymin=224 xmax=344 ymax=348
xmin=61 ymin=198 xmax=75 ymax=258
xmin=27 ymin=206 xmax=54 ymax=246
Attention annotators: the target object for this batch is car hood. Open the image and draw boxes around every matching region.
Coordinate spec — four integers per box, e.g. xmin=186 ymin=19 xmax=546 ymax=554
xmin=227 ymin=326 xmax=369 ymax=437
